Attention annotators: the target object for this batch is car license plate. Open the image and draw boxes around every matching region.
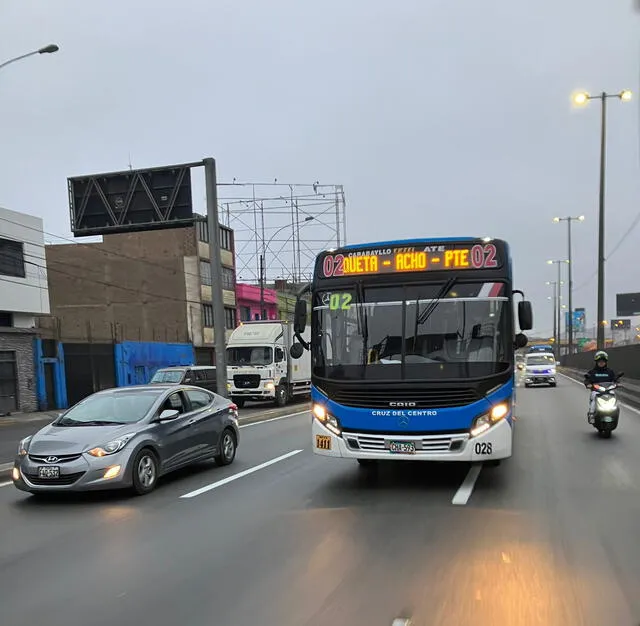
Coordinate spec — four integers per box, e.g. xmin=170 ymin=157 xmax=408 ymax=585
xmin=389 ymin=441 xmax=416 ymax=454
xmin=315 ymin=435 xmax=332 ymax=450
xmin=38 ymin=466 xmax=60 ymax=479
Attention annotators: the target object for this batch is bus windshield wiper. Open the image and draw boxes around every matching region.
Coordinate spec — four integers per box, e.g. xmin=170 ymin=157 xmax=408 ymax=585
xmin=412 ymin=277 xmax=457 ymax=351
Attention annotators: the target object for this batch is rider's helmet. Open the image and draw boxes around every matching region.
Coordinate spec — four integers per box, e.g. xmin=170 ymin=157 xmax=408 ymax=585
xmin=594 ymin=350 xmax=608 ymax=363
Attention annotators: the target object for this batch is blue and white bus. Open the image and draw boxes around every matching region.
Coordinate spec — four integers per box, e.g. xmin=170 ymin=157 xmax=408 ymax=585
xmin=289 ymin=238 xmax=533 ymax=466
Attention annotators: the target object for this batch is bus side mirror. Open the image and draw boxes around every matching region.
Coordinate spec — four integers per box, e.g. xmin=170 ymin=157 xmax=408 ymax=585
xmin=290 ymin=343 xmax=304 ymax=359
xmin=514 ymin=333 xmax=528 ymax=349
xmin=294 ymin=299 xmax=307 ymax=334
xmin=518 ymin=301 xmax=533 ymax=331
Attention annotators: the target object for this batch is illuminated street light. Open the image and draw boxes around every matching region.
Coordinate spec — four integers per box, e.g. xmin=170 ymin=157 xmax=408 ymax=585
xmin=572 ymin=88 xmax=632 ymax=349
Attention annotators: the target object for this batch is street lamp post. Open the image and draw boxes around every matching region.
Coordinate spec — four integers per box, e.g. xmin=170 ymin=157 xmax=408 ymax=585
xmin=546 ymin=280 xmax=563 ymax=349
xmin=0 ymin=44 xmax=59 ymax=71
xmin=259 ymin=216 xmax=314 ymax=319
xmin=552 ymin=215 xmax=585 ymax=354
xmin=573 ymin=89 xmax=632 ymax=349
xmin=547 ymin=260 xmax=568 ymax=354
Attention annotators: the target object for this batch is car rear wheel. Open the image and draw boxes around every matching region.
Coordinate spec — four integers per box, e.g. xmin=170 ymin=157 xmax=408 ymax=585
xmin=132 ymin=449 xmax=158 ymax=495
xmin=215 ymin=429 xmax=237 ymax=466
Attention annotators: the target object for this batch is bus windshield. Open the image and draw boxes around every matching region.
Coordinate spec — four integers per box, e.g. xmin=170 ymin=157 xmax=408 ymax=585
xmin=312 ymin=281 xmax=511 ymax=381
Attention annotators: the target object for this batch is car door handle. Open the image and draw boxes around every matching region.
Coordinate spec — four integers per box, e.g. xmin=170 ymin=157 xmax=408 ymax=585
xmin=186 ymin=418 xmax=197 ymax=425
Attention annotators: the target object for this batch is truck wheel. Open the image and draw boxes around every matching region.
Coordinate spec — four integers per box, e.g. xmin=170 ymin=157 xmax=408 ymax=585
xmin=274 ymin=385 xmax=288 ymax=407
xmin=232 ymin=398 xmax=245 ymax=408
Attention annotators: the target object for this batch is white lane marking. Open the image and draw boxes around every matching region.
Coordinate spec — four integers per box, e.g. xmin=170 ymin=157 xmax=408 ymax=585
xmin=0 ymin=462 xmax=12 ymax=472
xmin=452 ymin=463 xmax=482 ymax=505
xmin=180 ymin=449 xmax=304 ymax=499
xmin=391 ymin=618 xmax=413 ymax=626
xmin=240 ymin=410 xmax=309 ymax=429
xmin=0 ymin=481 xmax=12 ymax=488
xmin=559 ymin=373 xmax=640 ymax=416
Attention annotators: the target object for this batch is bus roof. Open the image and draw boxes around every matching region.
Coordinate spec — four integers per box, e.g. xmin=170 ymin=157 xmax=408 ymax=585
xmin=340 ymin=237 xmax=504 ymax=250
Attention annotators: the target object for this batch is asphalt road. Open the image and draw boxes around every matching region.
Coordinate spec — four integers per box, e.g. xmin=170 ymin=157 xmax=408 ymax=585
xmin=1 ymin=375 xmax=640 ymax=625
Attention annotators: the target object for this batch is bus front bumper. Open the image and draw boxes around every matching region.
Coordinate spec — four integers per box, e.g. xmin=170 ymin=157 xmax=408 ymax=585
xmin=311 ymin=417 xmax=512 ymax=462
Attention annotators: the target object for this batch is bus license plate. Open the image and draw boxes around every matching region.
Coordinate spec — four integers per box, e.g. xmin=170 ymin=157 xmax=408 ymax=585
xmin=315 ymin=435 xmax=332 ymax=450
xmin=38 ymin=466 xmax=60 ymax=479
xmin=389 ymin=441 xmax=416 ymax=454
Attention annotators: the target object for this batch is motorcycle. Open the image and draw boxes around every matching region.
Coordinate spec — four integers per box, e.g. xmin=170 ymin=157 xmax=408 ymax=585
xmin=584 ymin=372 xmax=624 ymax=438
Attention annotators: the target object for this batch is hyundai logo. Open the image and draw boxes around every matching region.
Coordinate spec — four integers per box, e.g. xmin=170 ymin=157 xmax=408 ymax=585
xmin=390 ymin=401 xmax=416 ymax=407
xmin=45 ymin=456 xmax=59 ymax=464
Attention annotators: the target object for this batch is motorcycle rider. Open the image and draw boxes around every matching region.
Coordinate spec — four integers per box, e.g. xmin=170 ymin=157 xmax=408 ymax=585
xmin=584 ymin=350 xmax=617 ymax=423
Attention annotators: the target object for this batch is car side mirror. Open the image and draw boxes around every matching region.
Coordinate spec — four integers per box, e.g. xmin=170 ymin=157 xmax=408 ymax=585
xmin=158 ymin=409 xmax=179 ymax=421
xmin=518 ymin=301 xmax=533 ymax=331
xmin=290 ymin=342 xmax=304 ymax=359
xmin=294 ymin=299 xmax=307 ymax=334
xmin=514 ymin=333 xmax=528 ymax=349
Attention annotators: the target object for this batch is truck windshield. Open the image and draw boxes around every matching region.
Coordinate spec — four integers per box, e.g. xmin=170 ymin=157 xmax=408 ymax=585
xmin=526 ymin=355 xmax=555 ymax=366
xmin=312 ymin=282 xmax=511 ymax=380
xmin=227 ymin=347 xmax=273 ymax=366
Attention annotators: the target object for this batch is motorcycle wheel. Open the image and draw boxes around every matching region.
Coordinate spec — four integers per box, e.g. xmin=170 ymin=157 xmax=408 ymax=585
xmin=598 ymin=429 xmax=612 ymax=439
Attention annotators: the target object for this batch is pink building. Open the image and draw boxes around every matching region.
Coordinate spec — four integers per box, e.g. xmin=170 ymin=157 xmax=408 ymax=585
xmin=236 ymin=283 xmax=278 ymax=322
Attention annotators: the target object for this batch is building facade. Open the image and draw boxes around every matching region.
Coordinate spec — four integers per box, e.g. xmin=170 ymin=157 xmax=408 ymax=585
xmin=236 ymin=283 xmax=278 ymax=322
xmin=0 ymin=206 xmax=50 ymax=414
xmin=38 ymin=219 xmax=237 ymax=407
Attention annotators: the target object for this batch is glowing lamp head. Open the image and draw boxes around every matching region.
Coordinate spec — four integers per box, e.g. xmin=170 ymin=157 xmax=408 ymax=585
xmin=573 ymin=92 xmax=589 ymax=106
xmin=621 ymin=90 xmax=632 ymax=102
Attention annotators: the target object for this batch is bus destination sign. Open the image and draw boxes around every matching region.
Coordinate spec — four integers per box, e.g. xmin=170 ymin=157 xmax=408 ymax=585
xmin=319 ymin=242 xmax=502 ymax=278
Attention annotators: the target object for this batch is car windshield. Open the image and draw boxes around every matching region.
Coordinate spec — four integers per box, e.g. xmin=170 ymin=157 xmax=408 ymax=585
xmin=150 ymin=369 xmax=184 ymax=383
xmin=526 ymin=355 xmax=555 ymax=366
xmin=312 ymin=281 xmax=511 ymax=381
xmin=56 ymin=390 xmax=164 ymax=425
xmin=226 ymin=346 xmax=273 ymax=366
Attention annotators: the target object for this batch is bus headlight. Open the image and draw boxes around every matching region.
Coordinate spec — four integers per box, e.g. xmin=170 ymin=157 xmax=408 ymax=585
xmin=312 ymin=403 xmax=341 ymax=436
xmin=470 ymin=401 xmax=509 ymax=438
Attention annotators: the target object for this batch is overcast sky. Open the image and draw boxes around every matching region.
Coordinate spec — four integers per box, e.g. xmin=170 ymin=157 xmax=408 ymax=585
xmin=1 ymin=0 xmax=638 ymax=337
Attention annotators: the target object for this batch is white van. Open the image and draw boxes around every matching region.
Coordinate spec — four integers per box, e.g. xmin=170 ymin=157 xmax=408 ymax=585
xmin=523 ymin=353 xmax=557 ymax=388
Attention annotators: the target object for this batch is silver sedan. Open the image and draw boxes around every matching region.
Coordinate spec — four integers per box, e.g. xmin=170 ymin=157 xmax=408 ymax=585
xmin=12 ymin=384 xmax=240 ymax=496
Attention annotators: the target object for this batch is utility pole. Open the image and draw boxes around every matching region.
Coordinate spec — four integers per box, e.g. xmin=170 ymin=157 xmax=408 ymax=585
xmin=203 ymin=158 xmax=228 ymax=398
xmin=552 ymin=215 xmax=584 ymax=354
xmin=259 ymin=254 xmax=265 ymax=320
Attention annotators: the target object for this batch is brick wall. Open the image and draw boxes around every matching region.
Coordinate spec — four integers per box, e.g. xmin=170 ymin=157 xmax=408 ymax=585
xmin=0 ymin=331 xmax=37 ymax=412
xmin=41 ymin=229 xmax=197 ymax=343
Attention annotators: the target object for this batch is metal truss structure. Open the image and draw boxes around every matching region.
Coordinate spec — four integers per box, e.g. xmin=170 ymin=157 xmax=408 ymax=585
xmin=68 ymin=163 xmax=195 ymax=237
xmin=217 ymin=181 xmax=347 ymax=285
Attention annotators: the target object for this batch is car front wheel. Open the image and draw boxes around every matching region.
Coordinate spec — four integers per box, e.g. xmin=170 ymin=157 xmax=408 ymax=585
xmin=132 ymin=449 xmax=159 ymax=495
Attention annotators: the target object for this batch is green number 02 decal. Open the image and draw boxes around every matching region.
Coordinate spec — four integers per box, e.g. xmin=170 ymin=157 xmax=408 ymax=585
xmin=329 ymin=293 xmax=353 ymax=310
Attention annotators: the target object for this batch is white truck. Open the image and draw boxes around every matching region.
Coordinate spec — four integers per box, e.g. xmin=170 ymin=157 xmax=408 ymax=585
xmin=226 ymin=320 xmax=311 ymax=407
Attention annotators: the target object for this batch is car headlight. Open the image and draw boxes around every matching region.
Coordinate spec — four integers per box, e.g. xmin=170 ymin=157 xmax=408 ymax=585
xmin=470 ymin=401 xmax=510 ymax=438
xmin=312 ymin=403 xmax=341 ymax=436
xmin=264 ymin=379 xmax=275 ymax=390
xmin=87 ymin=433 xmax=135 ymax=457
xmin=17 ymin=436 xmax=32 ymax=456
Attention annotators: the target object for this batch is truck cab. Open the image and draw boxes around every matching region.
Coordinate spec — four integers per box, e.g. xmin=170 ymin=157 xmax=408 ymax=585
xmin=226 ymin=321 xmax=311 ymax=407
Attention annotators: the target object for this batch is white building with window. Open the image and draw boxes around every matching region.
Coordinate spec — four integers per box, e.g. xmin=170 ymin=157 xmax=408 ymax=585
xmin=0 ymin=206 xmax=49 ymax=413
